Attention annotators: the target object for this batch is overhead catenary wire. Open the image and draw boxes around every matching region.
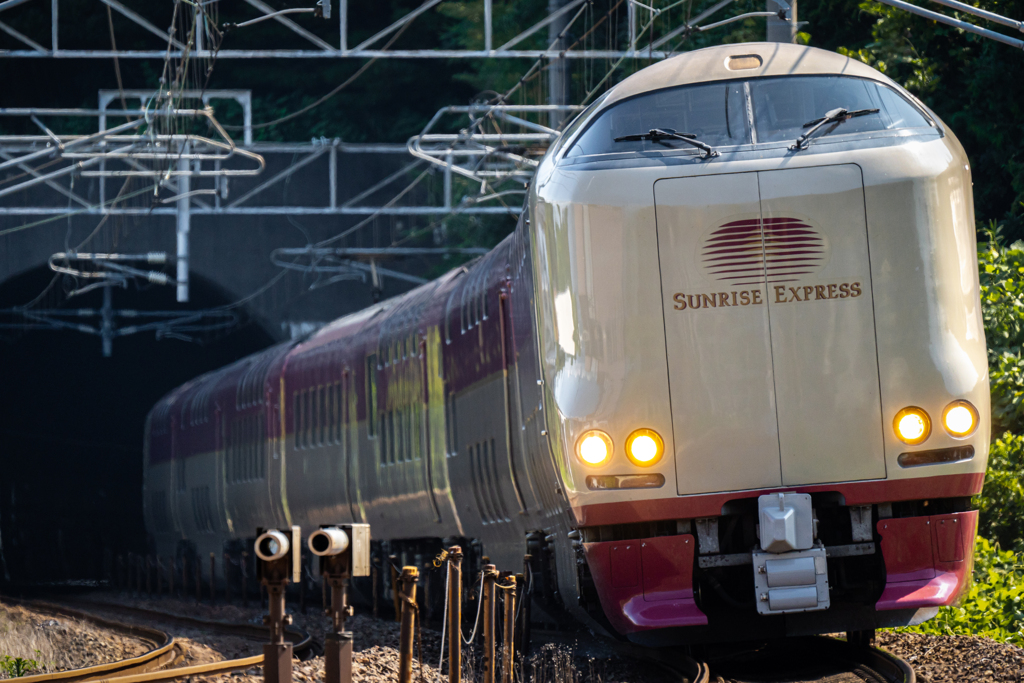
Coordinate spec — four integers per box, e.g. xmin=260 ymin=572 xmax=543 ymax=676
xmin=224 ymin=16 xmax=417 ymax=132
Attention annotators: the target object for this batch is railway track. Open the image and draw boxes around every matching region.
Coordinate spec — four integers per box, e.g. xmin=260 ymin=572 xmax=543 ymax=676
xmin=8 ymin=596 xmax=913 ymax=683
xmin=3 ymin=598 xmax=312 ymax=683
xmin=694 ymin=635 xmax=915 ymax=683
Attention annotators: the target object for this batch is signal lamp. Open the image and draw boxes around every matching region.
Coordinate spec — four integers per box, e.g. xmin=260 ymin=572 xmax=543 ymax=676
xmin=577 ymin=430 xmax=612 ymax=466
xmin=894 ymin=407 xmax=931 ymax=445
xmin=625 ymin=428 xmax=665 ymax=467
xmin=255 ymin=528 xmax=291 ymax=562
xmin=942 ymin=400 xmax=978 ymax=438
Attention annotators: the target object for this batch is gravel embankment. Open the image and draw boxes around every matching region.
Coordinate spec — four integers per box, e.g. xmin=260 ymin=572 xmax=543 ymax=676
xmin=74 ymin=593 xmax=667 ymax=683
xmin=878 ymin=631 xmax=1024 ymax=683
xmin=0 ymin=601 xmax=150 ymax=677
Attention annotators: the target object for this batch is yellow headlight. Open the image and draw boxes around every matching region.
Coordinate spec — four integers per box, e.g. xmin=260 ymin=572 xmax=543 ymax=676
xmin=894 ymin=407 xmax=931 ymax=445
xmin=625 ymin=428 xmax=664 ymax=467
xmin=942 ymin=400 xmax=978 ymax=438
xmin=576 ymin=430 xmax=612 ymax=466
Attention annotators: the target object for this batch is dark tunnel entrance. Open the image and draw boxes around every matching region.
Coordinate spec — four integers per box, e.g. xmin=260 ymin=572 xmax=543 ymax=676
xmin=0 ymin=266 xmax=275 ymax=586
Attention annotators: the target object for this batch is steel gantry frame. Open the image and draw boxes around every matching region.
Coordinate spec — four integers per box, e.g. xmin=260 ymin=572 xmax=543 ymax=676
xmin=4 ymin=0 xmax=1020 ymax=354
xmin=2 ymin=0 xmax=711 ymax=59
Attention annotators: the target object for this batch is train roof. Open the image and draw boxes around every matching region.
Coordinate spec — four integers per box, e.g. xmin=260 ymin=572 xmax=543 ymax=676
xmin=603 ymin=43 xmax=893 ymax=108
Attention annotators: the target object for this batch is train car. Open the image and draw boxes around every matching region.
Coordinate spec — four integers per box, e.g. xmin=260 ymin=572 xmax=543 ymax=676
xmin=144 ymin=42 xmax=989 ymax=645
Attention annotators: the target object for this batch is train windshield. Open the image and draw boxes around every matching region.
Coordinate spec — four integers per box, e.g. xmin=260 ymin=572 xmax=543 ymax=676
xmin=566 ymin=81 xmax=748 ymax=157
xmin=749 ymin=75 xmax=931 ymax=143
xmin=564 ymin=76 xmax=931 ymax=158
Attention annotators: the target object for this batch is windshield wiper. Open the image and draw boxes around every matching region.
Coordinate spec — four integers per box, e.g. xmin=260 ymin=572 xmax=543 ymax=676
xmin=790 ymin=107 xmax=880 ymax=151
xmin=614 ymin=128 xmax=719 ymax=159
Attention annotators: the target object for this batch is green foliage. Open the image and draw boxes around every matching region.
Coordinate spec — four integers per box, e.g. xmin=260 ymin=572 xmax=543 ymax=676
xmin=979 ymin=228 xmax=1024 ymax=432
xmin=977 ymin=433 xmax=1024 ymax=551
xmin=828 ymin=1 xmax=1024 ymax=238
xmin=902 ymin=537 xmax=1024 ymax=645
xmin=0 ymin=654 xmax=40 ymax=678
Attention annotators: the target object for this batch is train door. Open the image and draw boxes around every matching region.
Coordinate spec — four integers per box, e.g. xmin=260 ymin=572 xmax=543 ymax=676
xmin=499 ymin=285 xmax=535 ymax=512
xmin=758 ymin=165 xmax=885 ymax=484
xmin=654 ymin=172 xmax=783 ymax=495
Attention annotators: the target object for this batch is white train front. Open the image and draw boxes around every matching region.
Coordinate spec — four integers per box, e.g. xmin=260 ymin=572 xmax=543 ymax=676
xmin=144 ymin=43 xmax=990 ymax=644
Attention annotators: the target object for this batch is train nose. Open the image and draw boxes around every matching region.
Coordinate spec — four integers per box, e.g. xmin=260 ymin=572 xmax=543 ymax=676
xmin=653 ymin=165 xmax=885 ymax=494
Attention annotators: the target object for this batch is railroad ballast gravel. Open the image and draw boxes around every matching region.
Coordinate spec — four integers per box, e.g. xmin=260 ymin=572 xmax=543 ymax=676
xmin=877 ymin=630 xmax=1024 ymax=683
xmin=32 ymin=593 xmax=1024 ymax=683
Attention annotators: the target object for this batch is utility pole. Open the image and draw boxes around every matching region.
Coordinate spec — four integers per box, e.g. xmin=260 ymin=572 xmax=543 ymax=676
xmin=547 ymin=0 xmax=571 ymax=130
xmin=766 ymin=0 xmax=797 ymax=43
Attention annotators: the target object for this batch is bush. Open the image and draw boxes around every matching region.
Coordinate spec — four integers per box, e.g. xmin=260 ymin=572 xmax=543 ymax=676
xmin=0 ymin=654 xmax=40 ymax=678
xmin=976 ymin=433 xmax=1024 ymax=552
xmin=904 ymin=537 xmax=1024 ymax=646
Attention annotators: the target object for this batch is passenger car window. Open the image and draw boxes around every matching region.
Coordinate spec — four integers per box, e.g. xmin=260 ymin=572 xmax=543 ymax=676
xmin=566 ymin=81 xmax=748 ymax=157
xmin=749 ymin=76 xmax=931 ymax=143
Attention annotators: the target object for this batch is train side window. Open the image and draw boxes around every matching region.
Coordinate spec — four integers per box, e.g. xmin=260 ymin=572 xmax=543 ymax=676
xmin=318 ymin=384 xmax=327 ymax=446
xmin=249 ymin=414 xmax=256 ymax=480
xmin=397 ymin=409 xmax=406 ymax=462
xmin=259 ymin=413 xmax=266 ymax=480
xmin=469 ymin=443 xmax=488 ymax=524
xmin=491 ymin=437 xmax=508 ymax=521
xmin=452 ymin=399 xmax=459 ymax=454
xmin=387 ymin=411 xmax=395 ymax=464
xmin=445 ymin=289 xmax=458 ymax=344
xmin=299 ymin=389 xmax=307 ymax=448
xmin=366 ymin=355 xmax=378 ymax=438
xmin=413 ymin=403 xmax=422 ymax=461
xmin=331 ymin=382 xmax=339 ymax=444
xmin=309 ymin=388 xmax=316 ymax=448
xmin=324 ymin=383 xmax=333 ymax=446
xmin=292 ymin=392 xmax=300 ymax=450
xmin=460 ymin=282 xmax=467 ymax=334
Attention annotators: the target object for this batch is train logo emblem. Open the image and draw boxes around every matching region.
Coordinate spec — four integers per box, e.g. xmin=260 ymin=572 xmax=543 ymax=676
xmin=700 ymin=217 xmax=828 ymax=285
xmin=671 ymin=217 xmax=863 ymax=311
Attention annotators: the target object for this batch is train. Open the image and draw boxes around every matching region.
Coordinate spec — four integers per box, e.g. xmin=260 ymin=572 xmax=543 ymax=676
xmin=144 ymin=42 xmax=990 ymax=645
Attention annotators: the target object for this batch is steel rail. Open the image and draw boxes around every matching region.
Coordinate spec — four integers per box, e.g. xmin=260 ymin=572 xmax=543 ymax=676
xmin=59 ymin=600 xmax=313 ymax=652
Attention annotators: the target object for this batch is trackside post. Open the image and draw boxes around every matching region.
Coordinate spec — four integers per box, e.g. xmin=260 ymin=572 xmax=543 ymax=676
xmin=398 ymin=566 xmax=419 ymax=683
xmin=482 ymin=564 xmax=498 ymax=683
xmin=501 ymin=576 xmax=516 ymax=683
xmin=308 ymin=524 xmax=371 ymax=683
xmin=255 ymin=526 xmax=302 ymax=683
xmin=447 ymin=546 xmax=463 ymax=683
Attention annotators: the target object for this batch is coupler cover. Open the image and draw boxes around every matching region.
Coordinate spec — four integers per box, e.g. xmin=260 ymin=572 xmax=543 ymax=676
xmin=753 ymin=545 xmax=830 ymax=615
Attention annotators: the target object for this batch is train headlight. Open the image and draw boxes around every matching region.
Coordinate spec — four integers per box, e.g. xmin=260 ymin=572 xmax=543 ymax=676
xmin=577 ymin=430 xmax=612 ymax=466
xmin=625 ymin=429 xmax=664 ymax=467
xmin=942 ymin=400 xmax=978 ymax=438
xmin=894 ymin=407 xmax=931 ymax=445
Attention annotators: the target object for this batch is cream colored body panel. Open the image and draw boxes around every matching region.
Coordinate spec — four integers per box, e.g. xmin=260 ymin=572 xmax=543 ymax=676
xmin=654 ymin=172 xmax=781 ymax=494
xmin=531 ymin=70 xmax=989 ymax=510
xmin=759 ymin=165 xmax=886 ymax=485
